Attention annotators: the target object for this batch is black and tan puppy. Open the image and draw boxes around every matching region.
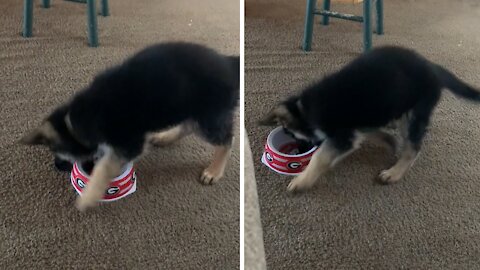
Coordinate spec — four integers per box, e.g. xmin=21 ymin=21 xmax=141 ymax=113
xmin=20 ymin=42 xmax=239 ymax=211
xmin=260 ymin=46 xmax=480 ymax=192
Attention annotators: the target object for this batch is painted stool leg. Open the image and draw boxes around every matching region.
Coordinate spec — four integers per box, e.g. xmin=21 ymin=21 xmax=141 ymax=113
xmin=86 ymin=0 xmax=99 ymax=47
xmin=302 ymin=0 xmax=317 ymax=51
xmin=100 ymin=0 xmax=109 ymax=16
xmin=321 ymin=0 xmax=331 ymax=25
xmin=42 ymin=0 xmax=50 ymax=8
xmin=23 ymin=0 xmax=33 ymax=37
xmin=375 ymin=0 xmax=384 ymax=35
xmin=363 ymin=0 xmax=372 ymax=52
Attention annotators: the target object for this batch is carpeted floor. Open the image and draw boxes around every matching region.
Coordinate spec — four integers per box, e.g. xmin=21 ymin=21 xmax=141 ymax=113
xmin=0 ymin=0 xmax=239 ymax=269
xmin=245 ymin=0 xmax=480 ymax=269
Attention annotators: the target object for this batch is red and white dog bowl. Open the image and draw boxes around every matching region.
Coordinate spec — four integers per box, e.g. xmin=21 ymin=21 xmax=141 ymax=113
xmin=70 ymin=161 xmax=137 ymax=202
xmin=261 ymin=127 xmax=318 ymax=175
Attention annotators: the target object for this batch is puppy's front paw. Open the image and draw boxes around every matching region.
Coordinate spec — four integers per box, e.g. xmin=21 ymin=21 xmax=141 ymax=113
xmin=200 ymin=167 xmax=224 ymax=185
xmin=287 ymin=176 xmax=315 ymax=192
xmin=75 ymin=191 xmax=101 ymax=212
xmin=378 ymin=168 xmax=403 ymax=184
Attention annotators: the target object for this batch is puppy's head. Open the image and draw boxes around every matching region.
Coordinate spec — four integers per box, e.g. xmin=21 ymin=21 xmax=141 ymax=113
xmin=20 ymin=105 xmax=96 ymax=163
xmin=259 ymin=97 xmax=314 ymax=142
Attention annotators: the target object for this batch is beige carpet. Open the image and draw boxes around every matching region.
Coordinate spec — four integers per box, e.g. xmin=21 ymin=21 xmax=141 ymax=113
xmin=0 ymin=0 xmax=239 ymax=269
xmin=245 ymin=0 xmax=480 ymax=269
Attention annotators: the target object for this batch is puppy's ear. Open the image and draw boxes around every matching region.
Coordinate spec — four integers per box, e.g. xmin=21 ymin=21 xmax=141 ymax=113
xmin=19 ymin=129 xmax=48 ymax=145
xmin=258 ymin=105 xmax=291 ymax=126
xmin=19 ymin=122 xmax=58 ymax=146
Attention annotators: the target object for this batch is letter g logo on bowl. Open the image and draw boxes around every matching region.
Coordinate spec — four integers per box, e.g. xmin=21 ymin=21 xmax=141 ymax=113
xmin=265 ymin=152 xmax=273 ymax=162
xmin=76 ymin=178 xmax=86 ymax=189
xmin=287 ymin=162 xmax=302 ymax=170
xmin=106 ymin=187 xmax=120 ymax=195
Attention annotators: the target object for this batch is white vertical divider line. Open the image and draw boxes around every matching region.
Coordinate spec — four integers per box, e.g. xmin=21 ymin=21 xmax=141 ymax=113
xmin=239 ymin=0 xmax=245 ymax=268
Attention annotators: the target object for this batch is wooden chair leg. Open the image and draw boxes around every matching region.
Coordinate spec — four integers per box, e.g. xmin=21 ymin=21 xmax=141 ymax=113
xmin=375 ymin=0 xmax=384 ymax=35
xmin=321 ymin=0 xmax=331 ymax=25
xmin=100 ymin=0 xmax=109 ymax=16
xmin=86 ymin=0 xmax=99 ymax=47
xmin=363 ymin=0 xmax=372 ymax=52
xmin=42 ymin=0 xmax=51 ymax=8
xmin=302 ymin=0 xmax=317 ymax=51
xmin=23 ymin=0 xmax=33 ymax=37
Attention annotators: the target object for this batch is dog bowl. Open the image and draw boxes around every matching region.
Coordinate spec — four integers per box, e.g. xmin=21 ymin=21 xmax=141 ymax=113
xmin=70 ymin=161 xmax=137 ymax=202
xmin=261 ymin=127 xmax=318 ymax=175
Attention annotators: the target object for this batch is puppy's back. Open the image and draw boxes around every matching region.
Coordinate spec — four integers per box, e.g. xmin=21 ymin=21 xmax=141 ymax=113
xmin=69 ymin=42 xmax=239 ymax=142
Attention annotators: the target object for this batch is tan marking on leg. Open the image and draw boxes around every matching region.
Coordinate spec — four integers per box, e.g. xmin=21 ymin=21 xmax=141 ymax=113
xmin=379 ymin=142 xmax=418 ymax=184
xmin=149 ymin=123 xmax=193 ymax=147
xmin=352 ymin=131 xmax=367 ymax=149
xmin=75 ymin=150 xmax=126 ymax=211
xmin=287 ymin=141 xmax=338 ymax=192
xmin=200 ymin=144 xmax=232 ymax=184
xmin=367 ymin=130 xmax=397 ymax=152
xmin=287 ymin=135 xmax=363 ymax=192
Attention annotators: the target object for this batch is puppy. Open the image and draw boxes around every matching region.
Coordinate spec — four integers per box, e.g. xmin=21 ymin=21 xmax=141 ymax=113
xmin=20 ymin=42 xmax=239 ymax=211
xmin=260 ymin=46 xmax=480 ymax=192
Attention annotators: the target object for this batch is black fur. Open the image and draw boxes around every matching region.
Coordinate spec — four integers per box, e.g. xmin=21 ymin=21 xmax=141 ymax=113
xmin=267 ymin=46 xmax=480 ymax=154
xmin=29 ymin=42 xmax=239 ymax=165
xmin=54 ymin=156 xmax=74 ymax=171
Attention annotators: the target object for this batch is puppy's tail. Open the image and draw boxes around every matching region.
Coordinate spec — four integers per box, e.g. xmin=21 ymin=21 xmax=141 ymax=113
xmin=432 ymin=63 xmax=480 ymax=101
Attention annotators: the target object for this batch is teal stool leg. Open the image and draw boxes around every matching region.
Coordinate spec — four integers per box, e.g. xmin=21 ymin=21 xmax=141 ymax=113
xmin=375 ymin=0 xmax=384 ymax=35
xmin=22 ymin=0 xmax=33 ymax=37
xmin=321 ymin=0 xmax=331 ymax=25
xmin=42 ymin=0 xmax=50 ymax=8
xmin=86 ymin=0 xmax=99 ymax=47
xmin=100 ymin=0 xmax=109 ymax=16
xmin=302 ymin=0 xmax=317 ymax=51
xmin=363 ymin=0 xmax=372 ymax=52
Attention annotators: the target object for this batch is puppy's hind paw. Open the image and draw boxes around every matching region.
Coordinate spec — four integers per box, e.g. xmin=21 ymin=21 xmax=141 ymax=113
xmin=200 ymin=167 xmax=223 ymax=185
xmin=378 ymin=169 xmax=403 ymax=184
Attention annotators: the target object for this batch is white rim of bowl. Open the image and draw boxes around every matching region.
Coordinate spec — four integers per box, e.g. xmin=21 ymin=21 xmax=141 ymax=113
xmin=267 ymin=126 xmax=318 ymax=158
xmin=76 ymin=161 xmax=134 ymax=181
